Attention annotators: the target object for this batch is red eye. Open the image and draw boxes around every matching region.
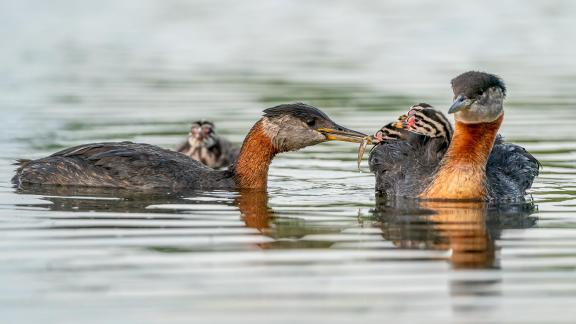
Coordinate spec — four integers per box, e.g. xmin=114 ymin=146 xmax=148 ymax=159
xmin=407 ymin=116 xmax=416 ymax=127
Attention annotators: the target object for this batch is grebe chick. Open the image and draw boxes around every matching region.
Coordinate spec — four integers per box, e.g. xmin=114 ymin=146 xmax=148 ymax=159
xmin=373 ymin=103 xmax=453 ymax=146
xmin=371 ymin=71 xmax=540 ymax=201
xmin=357 ymin=103 xmax=451 ymax=168
xmin=177 ymin=120 xmax=239 ymax=168
xmin=12 ymin=103 xmax=367 ymax=190
xmin=368 ymin=104 xmax=454 ymax=195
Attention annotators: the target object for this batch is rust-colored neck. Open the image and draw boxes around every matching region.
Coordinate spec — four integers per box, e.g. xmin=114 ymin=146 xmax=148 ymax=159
xmin=421 ymin=113 xmax=503 ymax=200
xmin=234 ymin=120 xmax=278 ymax=189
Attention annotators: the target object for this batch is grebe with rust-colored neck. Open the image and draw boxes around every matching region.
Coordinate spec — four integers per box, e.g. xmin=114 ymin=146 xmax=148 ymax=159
xmin=369 ymin=71 xmax=539 ymax=201
xmin=12 ymin=103 xmax=367 ymax=191
xmin=422 ymin=72 xmax=508 ymax=200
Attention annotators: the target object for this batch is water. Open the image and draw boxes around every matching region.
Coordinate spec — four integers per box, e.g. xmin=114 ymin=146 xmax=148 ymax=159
xmin=1 ymin=0 xmax=576 ymax=323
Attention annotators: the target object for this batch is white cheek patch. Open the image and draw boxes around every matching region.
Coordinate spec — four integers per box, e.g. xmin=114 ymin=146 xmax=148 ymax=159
xmin=455 ymin=87 xmax=505 ymax=124
xmin=261 ymin=117 xmax=285 ymax=150
xmin=261 ymin=117 xmax=281 ymax=140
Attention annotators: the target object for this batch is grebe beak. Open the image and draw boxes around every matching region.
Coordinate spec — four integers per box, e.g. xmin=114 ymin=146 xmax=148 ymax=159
xmin=318 ymin=125 xmax=371 ymax=144
xmin=448 ymin=94 xmax=473 ymax=113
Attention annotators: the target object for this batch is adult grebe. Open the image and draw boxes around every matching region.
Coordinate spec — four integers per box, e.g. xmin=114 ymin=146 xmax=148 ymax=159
xmin=369 ymin=71 xmax=540 ymax=201
xmin=177 ymin=120 xmax=239 ymax=168
xmin=12 ymin=103 xmax=367 ymax=190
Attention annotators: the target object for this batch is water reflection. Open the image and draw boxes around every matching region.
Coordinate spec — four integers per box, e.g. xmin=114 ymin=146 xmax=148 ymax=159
xmin=373 ymin=196 xmax=537 ymax=269
xmin=236 ymin=189 xmax=272 ymax=233
xmin=15 ymin=185 xmax=233 ymax=214
xmin=16 ymin=185 xmax=537 ymax=271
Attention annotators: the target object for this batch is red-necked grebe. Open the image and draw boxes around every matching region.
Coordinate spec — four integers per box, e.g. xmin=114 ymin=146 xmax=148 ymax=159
xmin=13 ymin=103 xmax=367 ymax=190
xmin=368 ymin=71 xmax=539 ymax=201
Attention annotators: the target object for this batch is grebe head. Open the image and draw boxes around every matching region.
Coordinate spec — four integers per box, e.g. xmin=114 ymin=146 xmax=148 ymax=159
xmin=405 ymin=103 xmax=454 ymax=139
xmin=372 ymin=114 xmax=407 ymax=143
xmin=448 ymin=71 xmax=506 ymax=124
xmin=261 ymin=103 xmax=367 ymax=152
xmin=188 ymin=120 xmax=217 ymax=148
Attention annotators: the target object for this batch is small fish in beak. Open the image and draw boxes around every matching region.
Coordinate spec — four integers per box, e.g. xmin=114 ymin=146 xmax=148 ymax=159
xmin=357 ymin=136 xmax=371 ymax=170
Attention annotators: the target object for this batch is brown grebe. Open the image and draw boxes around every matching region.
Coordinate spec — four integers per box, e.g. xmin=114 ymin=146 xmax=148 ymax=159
xmin=12 ymin=103 xmax=367 ymax=190
xmin=369 ymin=71 xmax=539 ymax=201
xmin=177 ymin=120 xmax=240 ymax=168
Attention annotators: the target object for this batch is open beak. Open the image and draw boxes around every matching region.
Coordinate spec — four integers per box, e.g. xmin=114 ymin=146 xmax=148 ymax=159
xmin=448 ymin=94 xmax=472 ymax=114
xmin=318 ymin=125 xmax=371 ymax=144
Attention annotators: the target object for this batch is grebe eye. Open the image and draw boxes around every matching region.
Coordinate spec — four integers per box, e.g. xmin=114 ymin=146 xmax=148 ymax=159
xmin=306 ymin=119 xmax=316 ymax=127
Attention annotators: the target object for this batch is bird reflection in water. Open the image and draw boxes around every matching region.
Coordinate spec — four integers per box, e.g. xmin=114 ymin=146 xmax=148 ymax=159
xmin=14 ymin=184 xmax=226 ymax=214
xmin=373 ymin=196 xmax=538 ymax=314
xmin=15 ymin=185 xmax=537 ymax=268
xmin=235 ymin=189 xmax=272 ymax=233
xmin=373 ymin=196 xmax=537 ymax=269
xmin=15 ymin=185 xmax=538 ymax=316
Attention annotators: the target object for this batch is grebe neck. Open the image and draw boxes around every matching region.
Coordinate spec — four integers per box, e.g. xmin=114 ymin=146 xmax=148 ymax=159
xmin=234 ymin=120 xmax=278 ymax=189
xmin=421 ymin=113 xmax=503 ymax=200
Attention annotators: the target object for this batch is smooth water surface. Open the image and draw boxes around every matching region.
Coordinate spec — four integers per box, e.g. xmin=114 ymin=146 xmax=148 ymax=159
xmin=1 ymin=1 xmax=576 ymax=323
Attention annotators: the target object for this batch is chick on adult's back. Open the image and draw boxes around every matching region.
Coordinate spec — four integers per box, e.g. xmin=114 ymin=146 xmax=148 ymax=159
xmin=369 ymin=104 xmax=453 ymax=198
xmin=369 ymin=72 xmax=539 ymax=201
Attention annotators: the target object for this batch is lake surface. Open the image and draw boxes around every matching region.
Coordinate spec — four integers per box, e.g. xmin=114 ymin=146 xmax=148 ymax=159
xmin=1 ymin=1 xmax=575 ymax=323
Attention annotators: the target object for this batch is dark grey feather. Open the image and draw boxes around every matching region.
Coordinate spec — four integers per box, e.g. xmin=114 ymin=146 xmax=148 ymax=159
xmin=369 ymin=133 xmax=540 ymax=201
xmin=12 ymin=142 xmax=236 ymax=190
xmin=452 ymin=71 xmax=507 ymax=98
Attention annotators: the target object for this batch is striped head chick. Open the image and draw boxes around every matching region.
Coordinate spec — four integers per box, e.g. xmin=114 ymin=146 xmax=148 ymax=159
xmin=404 ymin=103 xmax=454 ymax=142
xmin=402 ymin=103 xmax=454 ymax=161
xmin=359 ymin=104 xmax=453 ymax=169
xmin=372 ymin=114 xmax=410 ymax=144
xmin=358 ymin=113 xmax=409 ymax=169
